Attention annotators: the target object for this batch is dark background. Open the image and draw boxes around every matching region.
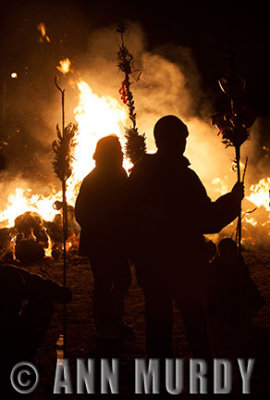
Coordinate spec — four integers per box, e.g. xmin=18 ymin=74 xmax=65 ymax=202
xmin=1 ymin=1 xmax=269 ymax=111
xmin=0 ymin=0 xmax=269 ymax=176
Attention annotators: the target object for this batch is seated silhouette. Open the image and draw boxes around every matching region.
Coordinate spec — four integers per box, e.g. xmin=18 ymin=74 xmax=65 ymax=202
xmin=128 ymin=115 xmax=244 ymax=357
xmin=0 ymin=263 xmax=72 ymax=392
xmin=207 ymin=238 xmax=265 ymax=357
xmin=75 ymin=135 xmax=132 ymax=341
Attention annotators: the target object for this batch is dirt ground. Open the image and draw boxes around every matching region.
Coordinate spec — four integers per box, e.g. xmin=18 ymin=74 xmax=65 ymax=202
xmin=12 ymin=247 xmax=270 ymax=399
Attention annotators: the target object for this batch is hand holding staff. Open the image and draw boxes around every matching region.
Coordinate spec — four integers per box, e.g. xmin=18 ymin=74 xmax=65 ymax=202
xmin=212 ymin=52 xmax=255 ymax=253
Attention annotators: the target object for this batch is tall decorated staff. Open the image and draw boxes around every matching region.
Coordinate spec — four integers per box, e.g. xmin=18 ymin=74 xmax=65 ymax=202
xmin=52 ymin=76 xmax=77 ymax=357
xmin=212 ymin=55 xmax=256 ymax=253
xmin=116 ymin=23 xmax=146 ymax=164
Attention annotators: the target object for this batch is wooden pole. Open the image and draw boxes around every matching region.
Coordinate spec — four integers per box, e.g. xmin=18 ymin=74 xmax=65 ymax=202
xmin=235 ymin=145 xmax=242 ymax=254
xmin=55 ymin=76 xmax=68 ymax=353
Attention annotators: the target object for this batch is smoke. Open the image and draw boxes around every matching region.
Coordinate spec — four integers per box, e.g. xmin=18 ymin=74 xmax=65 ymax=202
xmin=1 ymin=14 xmax=269 ymax=245
xmin=72 ymin=22 xmax=267 ymax=196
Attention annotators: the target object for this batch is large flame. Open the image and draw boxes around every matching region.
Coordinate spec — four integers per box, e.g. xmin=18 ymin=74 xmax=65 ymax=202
xmin=1 ymin=75 xmax=270 ymax=250
xmin=71 ymin=80 xmax=128 ymax=185
xmin=0 ymin=79 xmax=129 ymax=229
xmin=246 ymin=178 xmax=270 ymax=211
xmin=0 ymin=189 xmax=62 ymax=228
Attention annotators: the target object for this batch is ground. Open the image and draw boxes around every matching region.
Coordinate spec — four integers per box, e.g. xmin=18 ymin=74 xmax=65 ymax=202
xmin=12 ymin=248 xmax=270 ymax=398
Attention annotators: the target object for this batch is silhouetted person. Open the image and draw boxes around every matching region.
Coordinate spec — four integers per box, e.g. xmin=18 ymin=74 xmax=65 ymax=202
xmin=0 ymin=263 xmax=72 ymax=393
xmin=75 ymin=135 xmax=132 ymax=340
xmin=128 ymin=115 xmax=244 ymax=358
xmin=207 ymin=238 xmax=265 ymax=357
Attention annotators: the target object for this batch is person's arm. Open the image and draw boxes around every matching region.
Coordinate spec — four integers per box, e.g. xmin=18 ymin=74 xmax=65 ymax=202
xmin=20 ymin=269 xmax=72 ymax=304
xmin=205 ymin=182 xmax=244 ymax=233
xmin=75 ymin=176 xmax=103 ymax=229
xmin=190 ymin=170 xmax=244 ymax=234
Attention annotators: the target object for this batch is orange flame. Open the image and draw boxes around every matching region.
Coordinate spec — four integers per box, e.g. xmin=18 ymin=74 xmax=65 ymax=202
xmin=56 ymin=58 xmax=72 ymax=75
xmin=247 ymin=178 xmax=270 ymax=211
xmin=2 ymin=60 xmax=270 ymax=251
xmin=37 ymin=23 xmax=51 ymax=43
xmin=0 ymin=79 xmax=130 ymax=231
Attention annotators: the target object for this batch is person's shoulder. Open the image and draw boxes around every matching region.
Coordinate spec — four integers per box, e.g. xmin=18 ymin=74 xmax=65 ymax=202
xmin=184 ymin=161 xmax=198 ymax=176
xmin=0 ymin=263 xmax=21 ymax=276
xmin=0 ymin=263 xmax=29 ymax=286
xmin=183 ymin=164 xmax=203 ymax=186
xmin=136 ymin=153 xmax=157 ymax=166
xmin=129 ymin=153 xmax=156 ymax=174
xmin=80 ymin=169 xmax=97 ymax=186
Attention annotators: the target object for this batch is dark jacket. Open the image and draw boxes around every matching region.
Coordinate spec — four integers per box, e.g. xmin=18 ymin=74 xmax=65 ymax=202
xmin=128 ymin=153 xmax=241 ymax=286
xmin=75 ymin=166 xmax=128 ymax=256
xmin=0 ymin=264 xmax=72 ymax=327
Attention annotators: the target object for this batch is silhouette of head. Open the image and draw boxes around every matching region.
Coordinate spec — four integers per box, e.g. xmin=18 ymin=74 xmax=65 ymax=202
xmin=154 ymin=115 xmax=189 ymax=156
xmin=93 ymin=135 xmax=123 ymax=169
xmin=218 ymin=238 xmax=238 ymax=264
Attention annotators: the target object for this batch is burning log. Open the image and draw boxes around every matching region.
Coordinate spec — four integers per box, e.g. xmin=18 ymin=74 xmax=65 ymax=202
xmin=15 ymin=237 xmax=45 ymax=264
xmin=45 ymin=205 xmax=80 ymax=260
xmin=45 ymin=214 xmax=63 ymax=245
xmin=14 ymin=211 xmax=49 ymax=264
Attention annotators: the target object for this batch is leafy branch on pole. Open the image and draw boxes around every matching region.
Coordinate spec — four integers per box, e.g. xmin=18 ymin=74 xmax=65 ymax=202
xmin=52 ymin=76 xmax=77 ymax=354
xmin=212 ymin=53 xmax=256 ymax=253
xmin=116 ymin=23 xmax=146 ymax=164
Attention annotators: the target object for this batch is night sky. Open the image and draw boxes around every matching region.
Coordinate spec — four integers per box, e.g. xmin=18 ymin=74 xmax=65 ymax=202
xmin=0 ymin=0 xmax=270 ymax=176
xmin=1 ymin=1 xmax=270 ymax=107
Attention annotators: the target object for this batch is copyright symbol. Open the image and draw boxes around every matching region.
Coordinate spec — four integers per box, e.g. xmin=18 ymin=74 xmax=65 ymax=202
xmin=10 ymin=362 xmax=39 ymax=394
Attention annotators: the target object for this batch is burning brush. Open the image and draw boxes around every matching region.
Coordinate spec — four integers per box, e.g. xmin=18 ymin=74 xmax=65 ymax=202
xmin=14 ymin=211 xmax=48 ymax=264
xmin=116 ymin=23 xmax=146 ymax=164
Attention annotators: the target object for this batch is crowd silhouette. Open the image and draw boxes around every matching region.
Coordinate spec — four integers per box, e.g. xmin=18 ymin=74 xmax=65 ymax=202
xmin=0 ymin=115 xmax=266 ymax=394
xmin=74 ymin=114 xmax=264 ymax=359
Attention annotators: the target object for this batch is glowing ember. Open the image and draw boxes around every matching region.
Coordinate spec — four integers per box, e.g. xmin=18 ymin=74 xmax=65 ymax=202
xmin=56 ymin=58 xmax=72 ymax=75
xmin=244 ymin=217 xmax=257 ymax=227
xmin=247 ymin=178 xmax=270 ymax=211
xmin=45 ymin=236 xmax=52 ymax=257
xmin=37 ymin=23 xmax=51 ymax=43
